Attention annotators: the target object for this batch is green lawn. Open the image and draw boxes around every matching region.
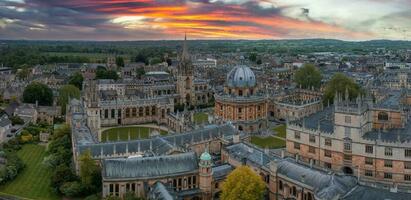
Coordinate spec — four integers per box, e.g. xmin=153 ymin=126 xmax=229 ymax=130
xmin=273 ymin=124 xmax=286 ymax=138
xmin=0 ymin=144 xmax=59 ymax=200
xmin=102 ymin=126 xmax=167 ymax=142
xmin=193 ymin=112 xmax=208 ymax=124
xmin=250 ymin=136 xmax=286 ymax=149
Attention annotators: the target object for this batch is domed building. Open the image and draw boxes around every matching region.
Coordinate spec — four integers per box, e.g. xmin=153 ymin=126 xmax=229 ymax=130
xmin=214 ymin=65 xmax=268 ymax=133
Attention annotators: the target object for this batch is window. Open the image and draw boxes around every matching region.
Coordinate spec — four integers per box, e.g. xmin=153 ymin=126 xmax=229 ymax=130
xmin=405 ymin=149 xmax=411 ymax=158
xmin=365 ymin=145 xmax=373 ymax=154
xmin=344 ymin=142 xmax=351 ymax=151
xmin=365 ymin=170 xmax=373 ymax=177
xmin=294 ymin=132 xmax=300 ymax=139
xmin=344 ymin=127 xmax=351 ymax=137
xmin=345 ymin=116 xmax=351 ymax=123
xmin=325 ymin=138 xmax=332 ymax=146
xmin=344 ymin=154 xmax=352 ymax=161
xmin=279 ymin=180 xmax=283 ymax=190
xmin=324 ymin=162 xmax=332 ymax=169
xmin=405 ymin=162 xmax=411 ymax=169
xmin=384 ymin=160 xmax=393 ymax=168
xmin=111 ymin=109 xmax=115 ymax=118
xmin=294 ymin=142 xmax=300 ymax=150
xmin=324 ymin=150 xmax=331 ymax=158
xmin=405 ymin=175 xmax=411 ymax=181
xmin=384 ymin=172 xmax=392 ymax=179
xmin=309 ymin=146 xmax=316 ymax=154
xmin=378 ymin=112 xmax=389 ymax=121
xmin=365 ymin=157 xmax=373 ymax=165
xmin=309 ymin=135 xmax=316 ymax=143
xmin=238 ymin=108 xmax=242 ymax=113
xmin=385 ymin=147 xmax=393 ymax=156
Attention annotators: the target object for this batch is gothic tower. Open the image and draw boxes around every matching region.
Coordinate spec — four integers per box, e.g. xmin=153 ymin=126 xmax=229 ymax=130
xmin=199 ymin=148 xmax=212 ymax=200
xmin=84 ymin=80 xmax=101 ymax=140
xmin=176 ymin=34 xmax=195 ymax=106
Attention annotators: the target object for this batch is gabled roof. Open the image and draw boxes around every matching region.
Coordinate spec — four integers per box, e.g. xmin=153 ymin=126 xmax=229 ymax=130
xmin=102 ymin=152 xmax=198 ymax=180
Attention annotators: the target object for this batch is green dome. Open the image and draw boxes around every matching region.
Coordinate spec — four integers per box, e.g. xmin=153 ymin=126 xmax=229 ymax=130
xmin=200 ymin=151 xmax=211 ymax=161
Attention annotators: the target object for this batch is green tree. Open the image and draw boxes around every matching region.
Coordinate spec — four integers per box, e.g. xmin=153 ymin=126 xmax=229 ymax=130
xmin=95 ymin=67 xmax=119 ymax=80
xmin=9 ymin=115 xmax=24 ymax=125
xmin=79 ymin=150 xmax=101 ymax=193
xmin=136 ymin=67 xmax=145 ymax=79
xmin=116 ymin=56 xmax=124 ymax=67
xmin=17 ymin=68 xmax=31 ymax=80
xmin=221 ymin=166 xmax=265 ymax=200
xmin=23 ymin=82 xmax=53 ymax=106
xmin=51 ymin=164 xmax=77 ymax=192
xmin=68 ymin=72 xmax=84 ymax=90
xmin=323 ymin=73 xmax=362 ymax=104
xmin=248 ymin=53 xmax=257 ymax=62
xmin=294 ymin=64 xmax=322 ymax=89
xmin=58 ymin=84 xmax=80 ymax=115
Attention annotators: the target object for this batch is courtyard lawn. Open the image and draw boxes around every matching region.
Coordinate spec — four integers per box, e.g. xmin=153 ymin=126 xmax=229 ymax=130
xmin=0 ymin=144 xmax=59 ymax=200
xmin=193 ymin=112 xmax=208 ymax=124
xmin=250 ymin=136 xmax=286 ymax=149
xmin=273 ymin=124 xmax=287 ymax=138
xmin=102 ymin=126 xmax=168 ymax=142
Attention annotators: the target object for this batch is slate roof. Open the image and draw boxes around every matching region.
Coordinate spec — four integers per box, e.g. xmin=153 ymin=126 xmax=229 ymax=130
xmin=0 ymin=114 xmax=11 ymax=127
xmin=148 ymin=182 xmax=176 ymax=200
xmin=342 ymin=185 xmax=411 ymax=200
xmin=277 ymin=158 xmax=357 ymax=200
xmin=225 ymin=142 xmax=278 ymax=167
xmin=102 ymin=152 xmax=198 ymax=180
xmin=212 ymin=164 xmax=233 ymax=180
xmin=290 ymin=106 xmax=334 ymax=133
xmin=79 ymin=123 xmax=236 ymax=157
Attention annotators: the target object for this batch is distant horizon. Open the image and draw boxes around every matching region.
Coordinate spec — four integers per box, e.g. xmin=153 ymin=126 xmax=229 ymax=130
xmin=1 ymin=38 xmax=410 ymax=43
xmin=1 ymin=0 xmax=410 ymax=41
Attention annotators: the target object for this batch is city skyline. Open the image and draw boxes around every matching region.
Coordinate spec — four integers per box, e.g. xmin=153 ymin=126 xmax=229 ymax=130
xmin=0 ymin=0 xmax=410 ymax=41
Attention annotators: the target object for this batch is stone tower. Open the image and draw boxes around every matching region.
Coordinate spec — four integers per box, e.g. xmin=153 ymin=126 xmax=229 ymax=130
xmin=199 ymin=148 xmax=212 ymax=200
xmin=176 ymin=33 xmax=195 ymax=107
xmin=84 ymin=80 xmax=101 ymax=139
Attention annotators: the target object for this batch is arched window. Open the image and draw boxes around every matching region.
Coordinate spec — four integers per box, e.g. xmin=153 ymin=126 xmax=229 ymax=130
xmin=378 ymin=112 xmax=389 ymax=121
xmin=292 ymin=186 xmax=297 ymax=196
xmin=238 ymin=125 xmax=243 ymax=131
xmin=279 ymin=180 xmax=283 ymax=190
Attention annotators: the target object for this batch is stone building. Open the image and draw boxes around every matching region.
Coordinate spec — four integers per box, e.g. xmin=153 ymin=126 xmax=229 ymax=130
xmin=268 ymin=88 xmax=323 ymax=121
xmin=67 ymin=98 xmax=411 ymax=199
xmin=286 ymin=89 xmax=411 ymax=188
xmin=214 ymin=65 xmax=268 ymax=133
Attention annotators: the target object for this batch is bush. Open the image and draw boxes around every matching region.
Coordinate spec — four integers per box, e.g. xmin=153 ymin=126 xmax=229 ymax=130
xmin=19 ymin=133 xmax=33 ymax=143
xmin=60 ymin=181 xmax=84 ymax=197
xmin=0 ymin=151 xmax=25 ymax=184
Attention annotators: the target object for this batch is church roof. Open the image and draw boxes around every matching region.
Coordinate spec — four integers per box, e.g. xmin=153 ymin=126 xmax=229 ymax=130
xmin=102 ymin=152 xmax=198 ymax=180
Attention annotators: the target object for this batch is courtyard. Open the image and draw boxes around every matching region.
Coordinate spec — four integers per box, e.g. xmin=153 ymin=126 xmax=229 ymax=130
xmin=101 ymin=126 xmax=168 ymax=142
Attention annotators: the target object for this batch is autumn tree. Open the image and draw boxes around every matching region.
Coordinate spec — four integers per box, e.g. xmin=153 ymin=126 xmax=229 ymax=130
xmin=221 ymin=166 xmax=265 ymax=200
xmin=294 ymin=64 xmax=322 ymax=89
xmin=323 ymin=73 xmax=362 ymax=104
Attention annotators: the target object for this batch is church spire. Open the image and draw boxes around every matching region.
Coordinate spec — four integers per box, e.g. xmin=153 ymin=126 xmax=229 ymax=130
xmin=182 ymin=32 xmax=189 ymax=60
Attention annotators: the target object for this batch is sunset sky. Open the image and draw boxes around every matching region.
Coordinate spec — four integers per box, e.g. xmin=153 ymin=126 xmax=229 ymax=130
xmin=0 ymin=0 xmax=410 ymax=40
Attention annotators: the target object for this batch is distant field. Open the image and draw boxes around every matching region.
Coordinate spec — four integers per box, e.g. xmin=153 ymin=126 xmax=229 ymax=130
xmin=193 ymin=112 xmax=208 ymax=124
xmin=0 ymin=144 xmax=59 ymax=200
xmin=250 ymin=136 xmax=286 ymax=149
xmin=102 ymin=126 xmax=168 ymax=142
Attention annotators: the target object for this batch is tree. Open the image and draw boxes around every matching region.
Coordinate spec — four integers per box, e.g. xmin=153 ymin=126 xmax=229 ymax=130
xmin=323 ymin=73 xmax=362 ymax=104
xmin=221 ymin=166 xmax=265 ymax=200
xmin=95 ymin=67 xmax=119 ymax=80
xmin=23 ymin=82 xmax=53 ymax=106
xmin=9 ymin=115 xmax=24 ymax=125
xmin=248 ymin=53 xmax=257 ymax=62
xmin=79 ymin=150 xmax=101 ymax=193
xmin=58 ymin=84 xmax=80 ymax=115
xmin=115 ymin=56 xmax=124 ymax=67
xmin=51 ymin=164 xmax=77 ymax=192
xmin=17 ymin=68 xmax=31 ymax=80
xmin=294 ymin=64 xmax=322 ymax=89
xmin=68 ymin=72 xmax=84 ymax=90
xmin=136 ymin=67 xmax=145 ymax=79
